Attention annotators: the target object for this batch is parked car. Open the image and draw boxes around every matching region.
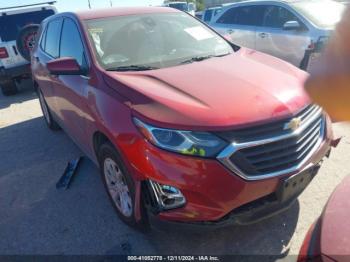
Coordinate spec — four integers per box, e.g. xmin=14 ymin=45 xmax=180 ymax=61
xmin=32 ymin=7 xmax=336 ymax=227
xmin=298 ymin=176 xmax=350 ymax=262
xmin=195 ymin=11 xmax=203 ymax=20
xmin=202 ymin=6 xmax=223 ymax=23
xmin=0 ymin=2 xmax=56 ymax=96
xmin=210 ymin=0 xmax=346 ymax=69
xmin=163 ymin=1 xmax=196 ymax=16
xmin=202 ymin=3 xmax=236 ymax=24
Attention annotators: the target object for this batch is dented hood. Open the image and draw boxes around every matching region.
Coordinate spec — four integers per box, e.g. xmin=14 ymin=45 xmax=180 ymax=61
xmin=104 ymin=48 xmax=311 ymax=130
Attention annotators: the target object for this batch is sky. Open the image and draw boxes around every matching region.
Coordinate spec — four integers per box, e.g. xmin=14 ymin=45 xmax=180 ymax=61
xmin=0 ymin=0 xmax=165 ymax=11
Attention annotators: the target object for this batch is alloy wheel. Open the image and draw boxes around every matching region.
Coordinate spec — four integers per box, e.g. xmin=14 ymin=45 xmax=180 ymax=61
xmin=103 ymin=157 xmax=133 ymax=217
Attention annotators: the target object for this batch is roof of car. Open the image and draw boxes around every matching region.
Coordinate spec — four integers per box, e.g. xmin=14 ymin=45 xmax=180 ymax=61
xmin=75 ymin=6 xmax=178 ymax=20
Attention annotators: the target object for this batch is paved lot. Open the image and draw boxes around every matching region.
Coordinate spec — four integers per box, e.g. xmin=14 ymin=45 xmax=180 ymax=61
xmin=1 ymin=83 xmax=350 ymax=259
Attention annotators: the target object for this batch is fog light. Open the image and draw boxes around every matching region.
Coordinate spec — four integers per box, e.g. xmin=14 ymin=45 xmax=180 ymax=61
xmin=148 ymin=180 xmax=186 ymax=210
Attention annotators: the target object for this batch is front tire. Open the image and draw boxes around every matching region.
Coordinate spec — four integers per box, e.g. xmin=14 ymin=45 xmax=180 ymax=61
xmin=38 ymin=89 xmax=60 ymax=130
xmin=98 ymin=143 xmax=137 ymax=226
xmin=1 ymin=79 xmax=18 ymax=96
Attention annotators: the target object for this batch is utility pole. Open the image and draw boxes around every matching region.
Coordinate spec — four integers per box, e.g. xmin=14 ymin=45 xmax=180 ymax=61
xmin=87 ymin=0 xmax=91 ymax=9
xmin=109 ymin=0 xmax=113 ymax=7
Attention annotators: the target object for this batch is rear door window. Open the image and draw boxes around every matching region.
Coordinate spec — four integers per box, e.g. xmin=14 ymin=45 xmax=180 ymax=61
xmin=44 ymin=18 xmax=62 ymax=58
xmin=0 ymin=9 xmax=55 ymax=42
xmin=217 ymin=6 xmax=265 ymax=26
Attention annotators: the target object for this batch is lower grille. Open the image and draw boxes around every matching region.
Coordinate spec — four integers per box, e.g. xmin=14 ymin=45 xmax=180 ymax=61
xmin=217 ymin=105 xmax=325 ymax=180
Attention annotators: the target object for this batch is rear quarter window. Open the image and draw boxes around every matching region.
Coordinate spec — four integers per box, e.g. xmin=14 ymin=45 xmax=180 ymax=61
xmin=0 ymin=9 xmax=55 ymax=42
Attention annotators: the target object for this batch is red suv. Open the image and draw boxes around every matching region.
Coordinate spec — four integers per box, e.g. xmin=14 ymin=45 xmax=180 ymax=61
xmin=32 ymin=7 xmax=335 ymax=227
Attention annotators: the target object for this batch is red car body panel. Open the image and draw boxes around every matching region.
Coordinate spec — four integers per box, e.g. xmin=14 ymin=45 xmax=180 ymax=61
xmin=31 ymin=7 xmax=335 ymax=225
xmin=104 ymin=48 xmax=309 ymax=130
xmin=299 ymin=176 xmax=350 ymax=262
xmin=119 ymin=116 xmax=333 ymax=222
xmin=321 ymin=176 xmax=350 ymax=258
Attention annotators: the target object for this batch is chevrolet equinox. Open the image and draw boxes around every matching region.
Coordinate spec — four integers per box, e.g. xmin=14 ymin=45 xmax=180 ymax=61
xmin=31 ymin=7 xmax=335 ymax=227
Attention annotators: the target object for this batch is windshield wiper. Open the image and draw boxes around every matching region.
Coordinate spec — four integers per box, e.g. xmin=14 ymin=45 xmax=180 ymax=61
xmin=106 ymin=65 xmax=159 ymax=71
xmin=179 ymin=53 xmax=230 ymax=65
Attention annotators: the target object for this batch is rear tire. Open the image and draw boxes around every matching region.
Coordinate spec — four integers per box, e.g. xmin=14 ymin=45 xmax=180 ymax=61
xmin=38 ymin=89 xmax=60 ymax=130
xmin=1 ymin=79 xmax=18 ymax=96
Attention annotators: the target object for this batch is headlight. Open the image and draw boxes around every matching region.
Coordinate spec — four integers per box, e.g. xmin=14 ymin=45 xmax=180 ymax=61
xmin=133 ymin=118 xmax=227 ymax=157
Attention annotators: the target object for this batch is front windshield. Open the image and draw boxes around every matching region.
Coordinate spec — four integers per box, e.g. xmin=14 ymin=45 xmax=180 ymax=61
xmin=85 ymin=12 xmax=233 ymax=70
xmin=169 ymin=3 xmax=188 ymax=11
xmin=291 ymin=0 xmax=345 ymax=28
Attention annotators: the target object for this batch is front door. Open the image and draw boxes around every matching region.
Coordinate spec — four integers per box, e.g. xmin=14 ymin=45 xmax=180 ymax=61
xmin=51 ymin=17 xmax=91 ymax=153
xmin=255 ymin=5 xmax=311 ymax=67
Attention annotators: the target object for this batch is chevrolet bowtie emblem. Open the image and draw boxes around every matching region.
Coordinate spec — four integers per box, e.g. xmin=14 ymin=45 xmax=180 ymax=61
xmin=285 ymin=117 xmax=302 ymax=131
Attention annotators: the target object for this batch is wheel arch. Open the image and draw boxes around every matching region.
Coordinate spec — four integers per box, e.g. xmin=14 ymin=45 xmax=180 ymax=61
xmin=92 ymin=131 xmax=111 ymax=160
xmin=92 ymin=130 xmax=144 ymax=223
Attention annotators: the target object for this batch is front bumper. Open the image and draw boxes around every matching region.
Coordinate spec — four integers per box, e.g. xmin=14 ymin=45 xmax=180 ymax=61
xmin=119 ymin=114 xmax=334 ymax=226
xmin=147 ymin=164 xmax=322 ymax=229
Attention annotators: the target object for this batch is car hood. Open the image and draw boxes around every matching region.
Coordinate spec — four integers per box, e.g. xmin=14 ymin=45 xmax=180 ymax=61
xmin=104 ymin=48 xmax=310 ymax=130
xmin=320 ymin=176 xmax=350 ymax=260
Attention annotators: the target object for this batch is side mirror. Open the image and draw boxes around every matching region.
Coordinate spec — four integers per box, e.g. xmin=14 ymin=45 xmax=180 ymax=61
xmin=47 ymin=57 xmax=83 ymax=75
xmin=283 ymin=20 xmax=301 ymax=31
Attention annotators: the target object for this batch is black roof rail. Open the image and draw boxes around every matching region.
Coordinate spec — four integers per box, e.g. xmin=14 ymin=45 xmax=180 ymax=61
xmin=0 ymin=1 xmax=56 ymax=11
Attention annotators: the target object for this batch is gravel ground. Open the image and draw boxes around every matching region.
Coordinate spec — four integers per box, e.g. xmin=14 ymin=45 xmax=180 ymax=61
xmin=1 ymin=83 xmax=350 ymax=260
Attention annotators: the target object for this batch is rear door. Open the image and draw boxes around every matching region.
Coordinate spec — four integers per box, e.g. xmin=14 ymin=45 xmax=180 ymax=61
xmin=212 ymin=5 xmax=264 ymax=49
xmin=32 ymin=17 xmax=63 ymax=111
xmin=255 ymin=5 xmax=311 ymax=66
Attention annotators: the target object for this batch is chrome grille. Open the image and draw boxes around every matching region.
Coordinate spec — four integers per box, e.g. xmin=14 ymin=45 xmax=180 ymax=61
xmin=217 ymin=105 xmax=325 ymax=181
xmin=215 ymin=104 xmax=317 ymax=143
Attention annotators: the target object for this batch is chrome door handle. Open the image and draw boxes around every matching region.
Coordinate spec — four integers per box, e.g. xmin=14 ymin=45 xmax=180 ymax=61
xmin=259 ymin=32 xmax=267 ymax=38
